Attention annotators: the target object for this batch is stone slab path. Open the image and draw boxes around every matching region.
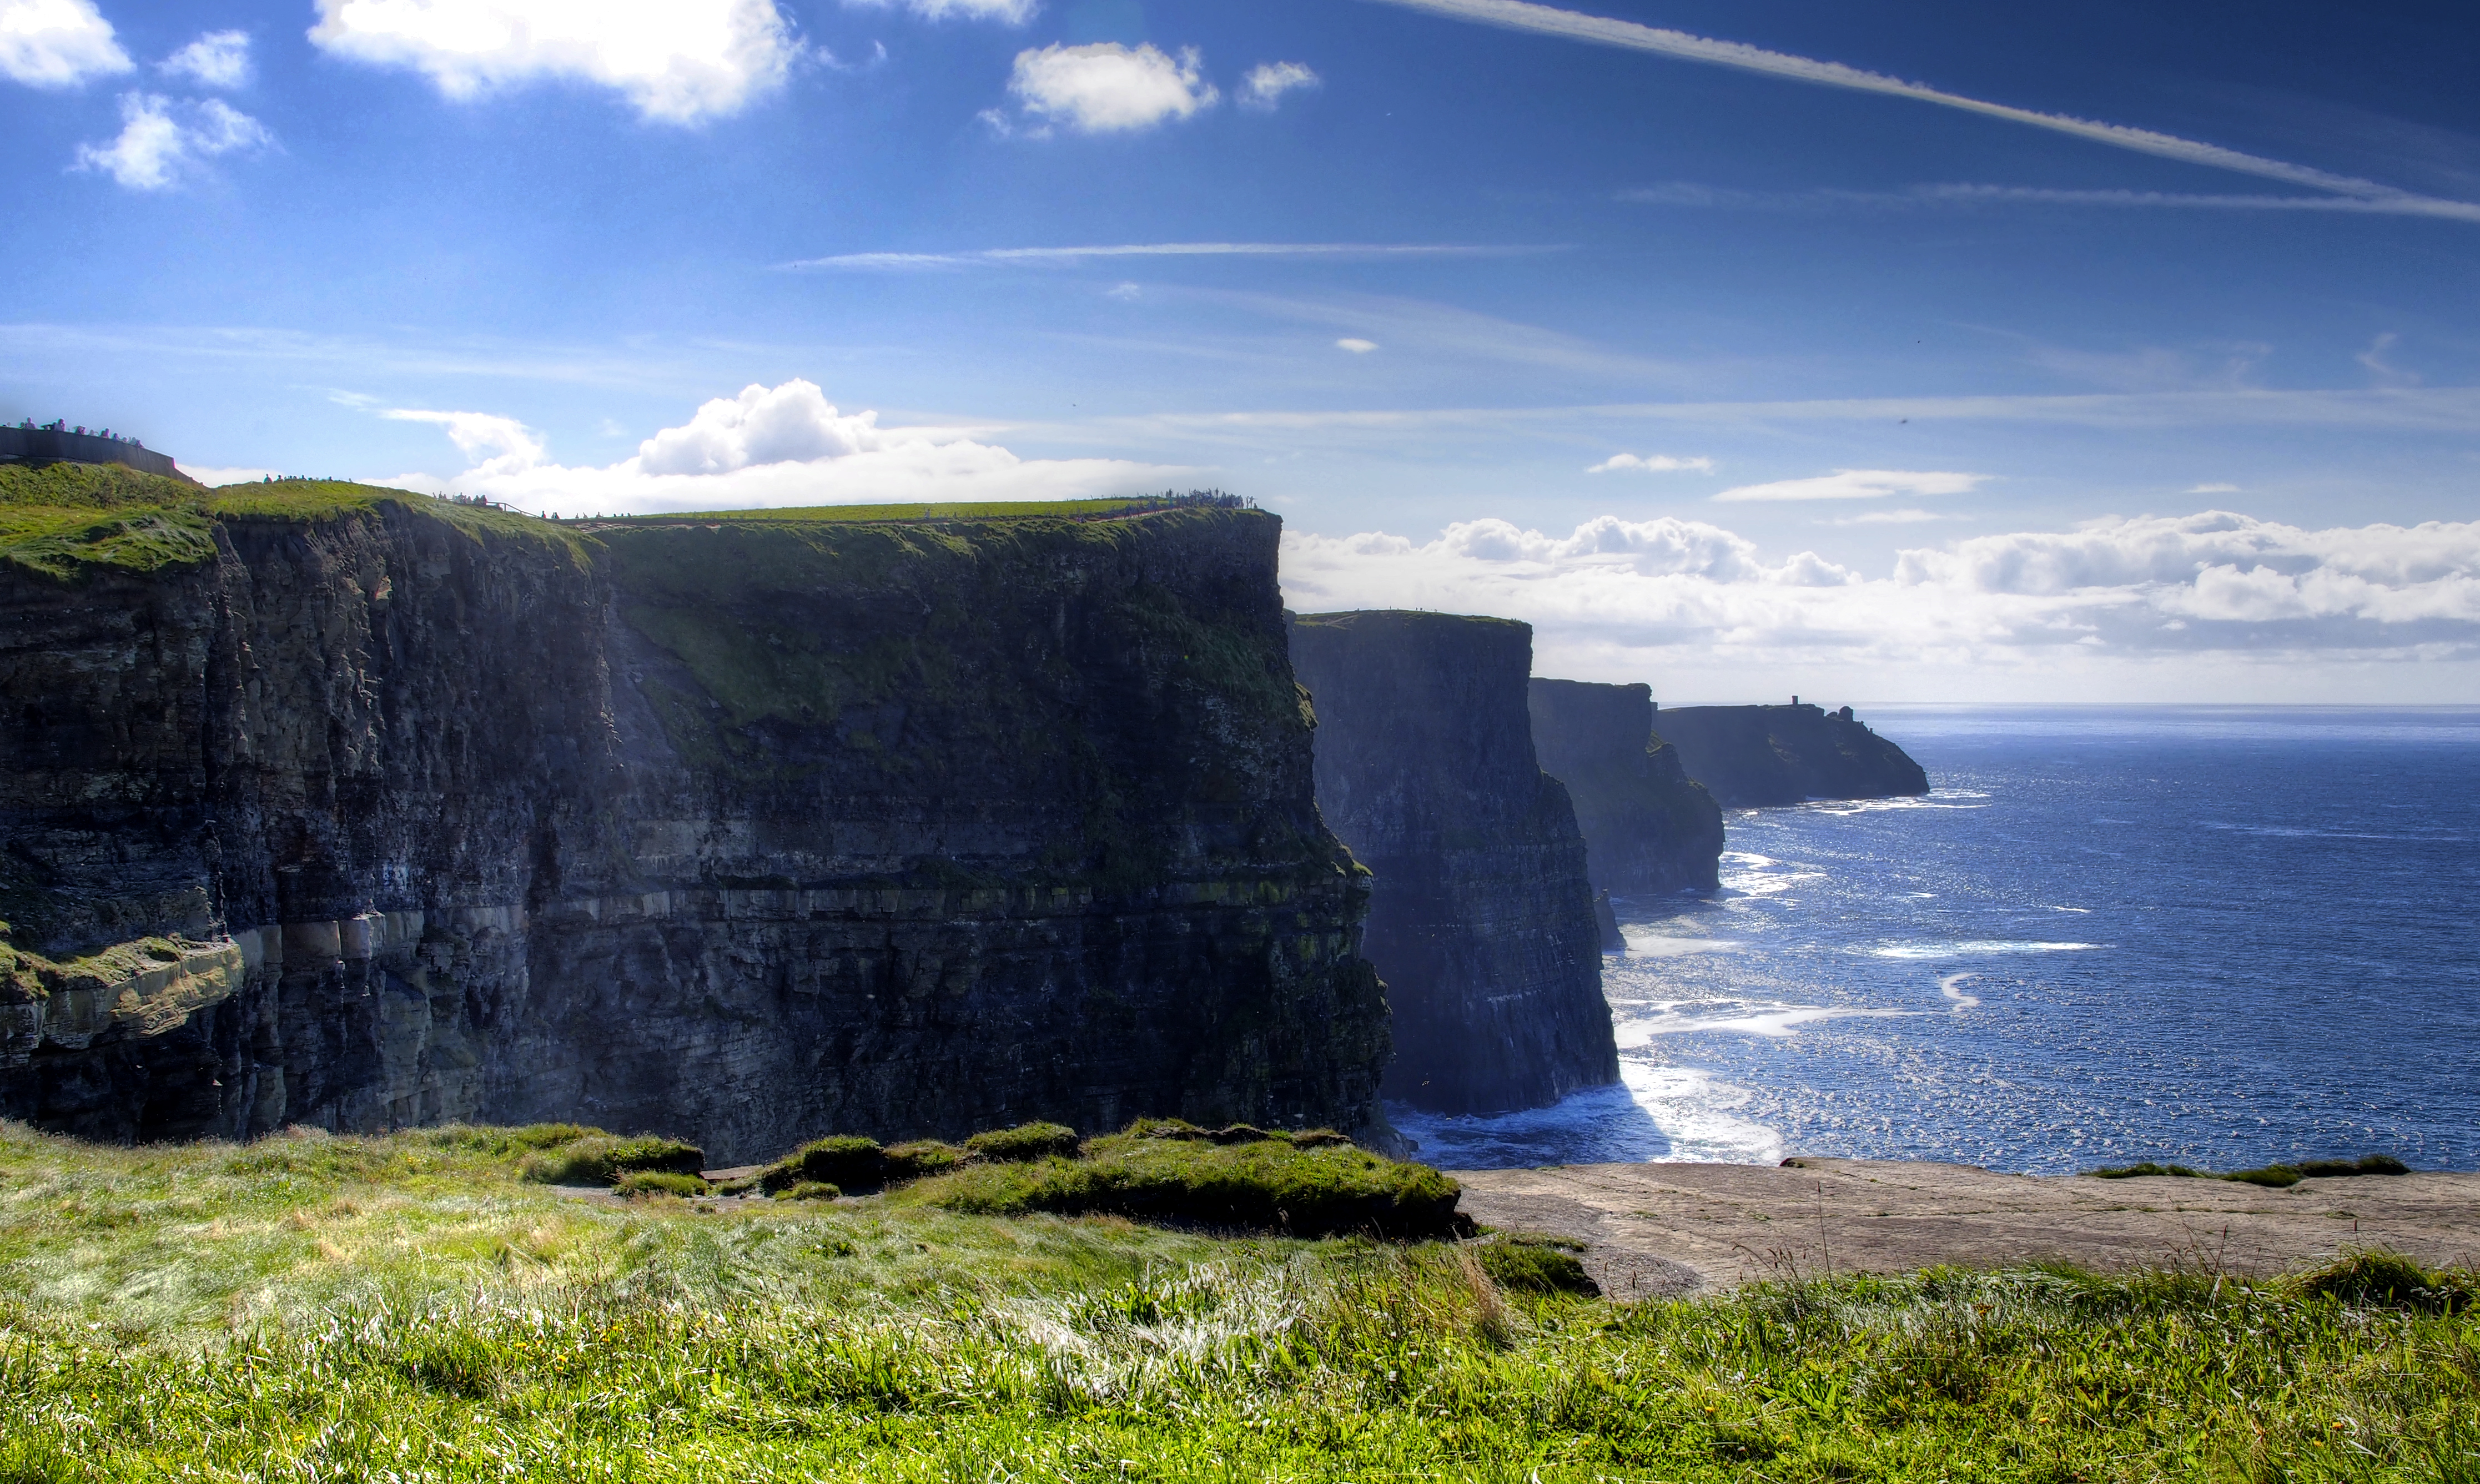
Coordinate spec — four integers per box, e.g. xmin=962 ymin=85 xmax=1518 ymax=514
xmin=1448 ymin=1158 xmax=2480 ymax=1299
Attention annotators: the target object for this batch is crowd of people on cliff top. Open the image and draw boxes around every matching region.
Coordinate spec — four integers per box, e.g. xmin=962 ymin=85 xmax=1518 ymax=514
xmin=13 ymin=418 xmax=147 ymax=447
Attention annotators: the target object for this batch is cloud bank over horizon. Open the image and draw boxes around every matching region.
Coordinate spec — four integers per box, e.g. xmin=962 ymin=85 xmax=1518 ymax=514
xmin=1281 ymin=511 xmax=2480 ymax=702
xmin=376 ymin=378 xmax=1189 ymax=514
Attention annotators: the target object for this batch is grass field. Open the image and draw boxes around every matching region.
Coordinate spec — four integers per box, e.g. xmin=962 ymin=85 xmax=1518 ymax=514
xmin=2 ymin=1122 xmax=2474 ymax=1482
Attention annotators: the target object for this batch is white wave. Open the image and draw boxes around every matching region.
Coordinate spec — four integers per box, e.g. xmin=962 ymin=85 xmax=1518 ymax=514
xmin=1617 ymin=933 xmax=1742 ymax=958
xmin=1621 ymin=1062 xmax=1782 ymax=1164
xmin=1870 ymin=940 xmax=2101 ymax=959
xmin=2048 ymin=904 xmax=2092 ymax=913
xmin=1615 ymin=999 xmax=1920 ymax=1042
xmin=1939 ymin=972 xmax=1981 ymax=1009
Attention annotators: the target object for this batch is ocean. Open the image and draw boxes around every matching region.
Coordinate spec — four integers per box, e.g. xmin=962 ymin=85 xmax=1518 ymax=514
xmin=1391 ymin=706 xmax=2480 ymax=1175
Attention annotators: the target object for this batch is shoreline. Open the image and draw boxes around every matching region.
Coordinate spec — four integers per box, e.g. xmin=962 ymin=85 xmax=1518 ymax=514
xmin=1448 ymin=1156 xmax=2480 ymax=1298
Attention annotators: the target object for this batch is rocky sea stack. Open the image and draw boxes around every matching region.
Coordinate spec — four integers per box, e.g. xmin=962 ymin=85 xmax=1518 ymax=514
xmin=1287 ymin=610 xmax=1618 ymax=1116
xmin=1655 ymin=702 xmax=1930 ymax=808
xmin=0 ymin=469 xmax=1388 ymax=1160
xmin=1527 ymin=679 xmax=1724 ymax=897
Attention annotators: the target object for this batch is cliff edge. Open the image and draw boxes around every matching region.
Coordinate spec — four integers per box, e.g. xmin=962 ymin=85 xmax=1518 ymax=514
xmin=0 ymin=466 xmax=1387 ymax=1159
xmin=1527 ymin=679 xmax=1724 ymax=896
xmin=1654 ymin=702 xmax=1929 ymax=808
xmin=1287 ymin=611 xmax=1617 ymax=1116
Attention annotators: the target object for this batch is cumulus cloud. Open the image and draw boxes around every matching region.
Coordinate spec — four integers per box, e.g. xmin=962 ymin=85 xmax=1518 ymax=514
xmin=160 ymin=29 xmax=251 ymax=88
xmin=0 ymin=0 xmax=129 ymax=86
xmin=74 ymin=92 xmax=271 ymax=189
xmin=1587 ymin=452 xmax=1714 ymax=474
xmin=1239 ymin=60 xmax=1318 ymax=109
xmin=1002 ymin=42 xmax=1216 ymax=134
xmin=308 ymin=0 xmax=798 ymax=123
xmin=1280 ymin=510 xmax=2480 ymax=690
xmin=377 ymin=379 xmax=1188 ymax=516
xmin=1713 ymin=467 xmax=1985 ymax=502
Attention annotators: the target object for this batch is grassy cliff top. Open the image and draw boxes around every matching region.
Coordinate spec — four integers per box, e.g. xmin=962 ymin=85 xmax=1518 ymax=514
xmin=0 ymin=467 xmax=1230 ymax=581
xmin=2 ymin=1120 xmax=2473 ymax=1481
xmin=0 ymin=467 xmax=561 ymax=579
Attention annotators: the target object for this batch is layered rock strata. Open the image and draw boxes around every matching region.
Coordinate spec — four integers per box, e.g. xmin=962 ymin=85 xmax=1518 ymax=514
xmin=1527 ymin=679 xmax=1724 ymax=897
xmin=1287 ymin=611 xmax=1617 ymax=1116
xmin=1653 ymin=702 xmax=1930 ymax=808
xmin=1 ymin=486 xmax=1387 ymax=1160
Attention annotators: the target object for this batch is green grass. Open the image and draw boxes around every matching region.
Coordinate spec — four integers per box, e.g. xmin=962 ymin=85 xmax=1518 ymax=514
xmin=517 ymin=1134 xmax=706 ymax=1187
xmin=2 ymin=1121 xmax=2477 ymax=1481
xmin=903 ymin=1126 xmax=1471 ymax=1239
xmin=2089 ymin=1155 xmax=2412 ymax=1189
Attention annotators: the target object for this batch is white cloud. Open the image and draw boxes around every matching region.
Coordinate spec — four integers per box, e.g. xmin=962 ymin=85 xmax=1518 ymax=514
xmin=1280 ymin=510 xmax=2480 ymax=694
xmin=1362 ymin=0 xmax=2480 ymax=223
xmin=1587 ymin=452 xmax=1713 ymax=474
xmin=376 ymin=379 xmax=1188 ymax=516
xmin=1239 ymin=60 xmax=1318 ymax=110
xmin=866 ymin=0 xmax=1038 ymax=21
xmin=1336 ymin=338 xmax=1378 ymax=354
xmin=2357 ymin=332 xmax=2418 ymax=387
xmin=308 ymin=0 xmax=798 ymax=123
xmin=160 ymin=29 xmax=251 ymax=88
xmin=1004 ymin=42 xmax=1216 ymax=134
xmin=1714 ymin=468 xmax=1984 ymax=502
xmin=73 ymin=93 xmax=271 ymax=189
xmin=0 ymin=0 xmax=129 ymax=86
xmin=181 ymin=463 xmax=289 ymax=486
xmin=1830 ymin=507 xmax=1942 ymax=525
xmin=2186 ymin=482 xmax=2241 ymax=494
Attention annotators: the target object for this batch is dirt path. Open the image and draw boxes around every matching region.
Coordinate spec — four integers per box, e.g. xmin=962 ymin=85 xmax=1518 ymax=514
xmin=1449 ymin=1158 xmax=2480 ymax=1299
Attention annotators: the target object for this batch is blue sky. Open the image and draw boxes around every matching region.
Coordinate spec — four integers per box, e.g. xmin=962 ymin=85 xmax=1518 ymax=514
xmin=4 ymin=0 xmax=2477 ymax=701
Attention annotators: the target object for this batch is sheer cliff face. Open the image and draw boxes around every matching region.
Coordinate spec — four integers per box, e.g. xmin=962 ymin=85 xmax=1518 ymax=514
xmin=1287 ymin=612 xmax=1617 ymax=1117
xmin=1527 ymin=680 xmax=1724 ymax=896
xmin=0 ymin=497 xmax=1386 ymax=1160
xmin=1652 ymin=703 xmax=1930 ymax=808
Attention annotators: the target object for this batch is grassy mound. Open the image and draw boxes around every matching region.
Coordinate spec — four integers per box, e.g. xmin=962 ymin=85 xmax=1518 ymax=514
xmin=2088 ymin=1154 xmax=2411 ymax=1189
xmin=1477 ymin=1233 xmax=1600 ymax=1297
xmin=517 ymin=1133 xmax=705 ymax=1186
xmin=905 ymin=1124 xmax=1466 ymax=1239
xmin=613 ymin=1171 xmax=710 ymax=1200
xmin=963 ymin=1121 xmax=1081 ymax=1162
xmin=2295 ymin=1249 xmax=2472 ymax=1314
xmin=755 ymin=1134 xmax=888 ymax=1194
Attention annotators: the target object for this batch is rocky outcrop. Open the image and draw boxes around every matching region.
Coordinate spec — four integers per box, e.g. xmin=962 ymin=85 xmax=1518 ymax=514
xmin=1 ymin=484 xmax=1387 ymax=1160
xmin=1287 ymin=611 xmax=1617 ymax=1116
xmin=1527 ymin=680 xmax=1723 ymax=896
xmin=1653 ymin=703 xmax=1929 ymax=808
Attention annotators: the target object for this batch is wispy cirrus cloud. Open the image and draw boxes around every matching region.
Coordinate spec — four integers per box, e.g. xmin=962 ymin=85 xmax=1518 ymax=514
xmin=1714 ymin=469 xmax=1986 ymax=503
xmin=784 ymin=242 xmax=1554 ymax=270
xmin=1362 ymin=0 xmax=2480 ymax=223
xmin=1623 ymin=181 xmax=2480 ymax=223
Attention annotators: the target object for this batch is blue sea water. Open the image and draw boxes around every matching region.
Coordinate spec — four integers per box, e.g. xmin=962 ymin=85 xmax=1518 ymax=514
xmin=1392 ymin=706 xmax=2480 ymax=1175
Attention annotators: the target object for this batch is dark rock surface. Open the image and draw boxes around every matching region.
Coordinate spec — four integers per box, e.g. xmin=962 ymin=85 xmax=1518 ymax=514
xmin=1653 ymin=702 xmax=1929 ymax=808
xmin=1527 ymin=679 xmax=1724 ymax=896
xmin=1 ymin=499 xmax=1388 ymax=1161
xmin=1287 ymin=611 xmax=1617 ymax=1117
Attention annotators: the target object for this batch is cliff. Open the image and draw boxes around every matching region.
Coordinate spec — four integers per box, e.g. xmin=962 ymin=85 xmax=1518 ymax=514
xmin=0 ymin=464 xmax=1387 ymax=1160
xmin=1526 ymin=680 xmax=1724 ymax=896
xmin=1286 ymin=611 xmax=1617 ymax=1116
xmin=1653 ymin=703 xmax=1930 ymax=808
